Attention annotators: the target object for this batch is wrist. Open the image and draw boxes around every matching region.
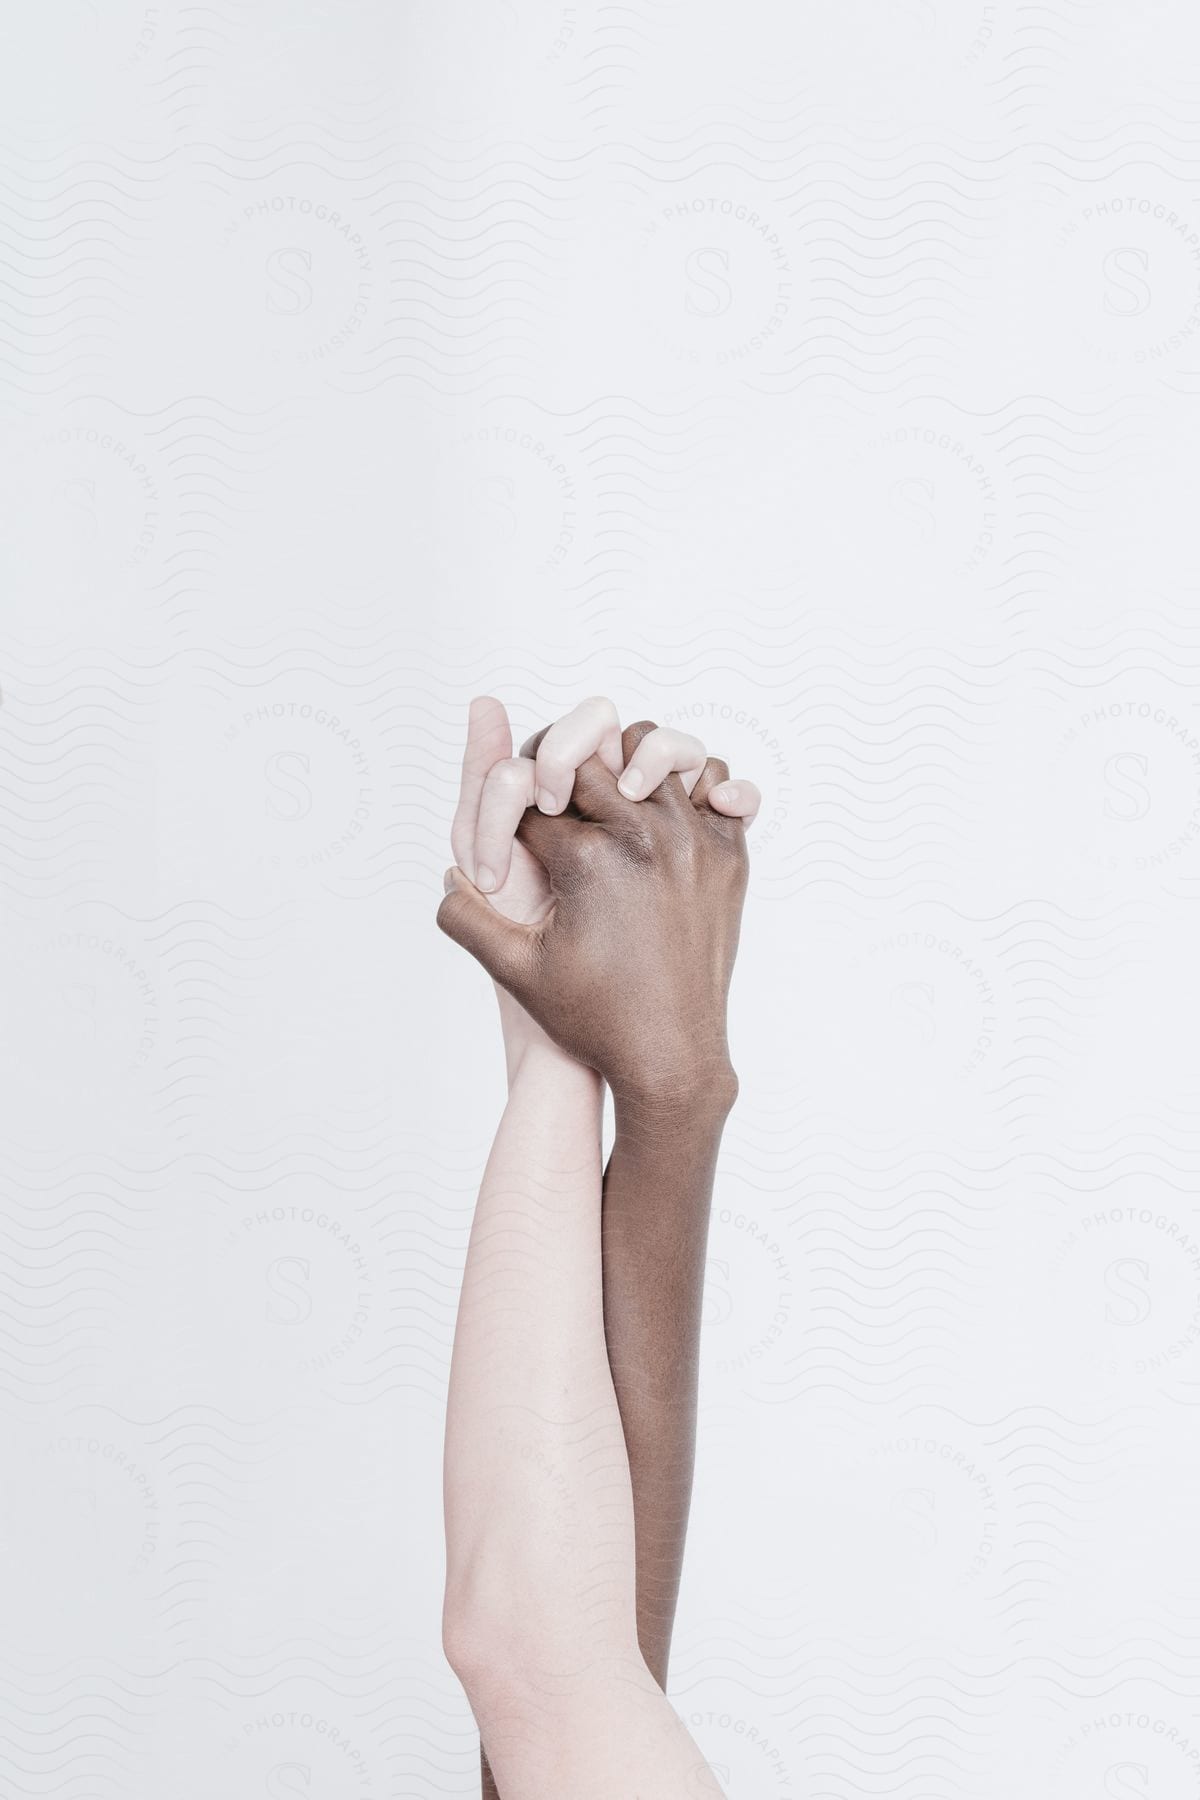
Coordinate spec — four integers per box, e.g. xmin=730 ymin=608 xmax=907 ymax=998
xmin=504 ymin=1031 xmax=602 ymax=1100
xmin=612 ymin=1059 xmax=738 ymax=1125
xmin=494 ymin=986 xmax=587 ymax=1087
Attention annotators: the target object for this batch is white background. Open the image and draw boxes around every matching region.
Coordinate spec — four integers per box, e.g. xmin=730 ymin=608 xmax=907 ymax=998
xmin=4 ymin=3 xmax=1200 ymax=1796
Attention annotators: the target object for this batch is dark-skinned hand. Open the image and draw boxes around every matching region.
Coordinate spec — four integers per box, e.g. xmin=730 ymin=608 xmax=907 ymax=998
xmin=437 ymin=720 xmax=749 ymax=1106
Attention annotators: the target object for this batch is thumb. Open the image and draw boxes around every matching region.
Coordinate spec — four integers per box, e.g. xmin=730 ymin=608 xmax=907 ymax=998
xmin=437 ymin=867 xmax=535 ymax=993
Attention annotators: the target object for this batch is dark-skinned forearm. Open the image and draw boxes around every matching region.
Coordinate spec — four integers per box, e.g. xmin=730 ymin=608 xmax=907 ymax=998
xmin=600 ymin=1077 xmax=734 ymax=1686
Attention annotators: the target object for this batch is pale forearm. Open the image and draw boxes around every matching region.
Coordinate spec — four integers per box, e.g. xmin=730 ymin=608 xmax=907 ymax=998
xmin=445 ymin=1048 xmax=728 ymax=1798
xmin=443 ymin=1046 xmax=638 ymax=1682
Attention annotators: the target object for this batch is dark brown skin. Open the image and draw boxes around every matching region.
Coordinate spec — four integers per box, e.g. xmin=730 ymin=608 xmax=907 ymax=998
xmin=438 ymin=722 xmax=747 ymax=1108
xmin=598 ymin=1082 xmax=733 ymax=1684
xmin=439 ymin=722 xmax=749 ymax=1798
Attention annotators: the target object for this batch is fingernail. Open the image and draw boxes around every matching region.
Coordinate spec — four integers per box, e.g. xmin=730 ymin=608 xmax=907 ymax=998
xmin=475 ymin=865 xmax=496 ymax=893
xmin=618 ymin=768 xmax=645 ymax=798
xmin=443 ymin=867 xmax=456 ymax=894
xmin=536 ymin=788 xmax=558 ymax=814
xmin=714 ymin=781 xmax=739 ymax=803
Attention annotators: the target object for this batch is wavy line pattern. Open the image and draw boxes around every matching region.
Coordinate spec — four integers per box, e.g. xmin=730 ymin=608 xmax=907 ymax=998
xmin=5 ymin=5 xmax=1200 ymax=1797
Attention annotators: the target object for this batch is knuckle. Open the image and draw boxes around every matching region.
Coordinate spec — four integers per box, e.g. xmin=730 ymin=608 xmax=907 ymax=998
xmin=620 ymin=822 xmax=659 ymax=864
xmin=535 ymin=747 xmax=572 ymax=783
xmin=622 ymin=719 xmax=660 ymax=762
xmin=486 ymin=757 xmax=530 ymax=795
xmin=514 ymin=807 xmax=549 ymax=847
xmin=555 ymin=833 xmax=605 ymax=885
xmin=662 ymin=821 xmax=712 ymax=874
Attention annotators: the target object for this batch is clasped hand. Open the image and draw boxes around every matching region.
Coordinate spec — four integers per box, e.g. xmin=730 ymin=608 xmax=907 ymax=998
xmin=438 ymin=696 xmax=759 ymax=1107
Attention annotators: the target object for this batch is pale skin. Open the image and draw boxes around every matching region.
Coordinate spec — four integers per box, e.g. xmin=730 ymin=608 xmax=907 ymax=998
xmin=441 ymin=697 xmax=758 ymax=1797
xmin=442 ymin=1043 xmax=726 ymax=1798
